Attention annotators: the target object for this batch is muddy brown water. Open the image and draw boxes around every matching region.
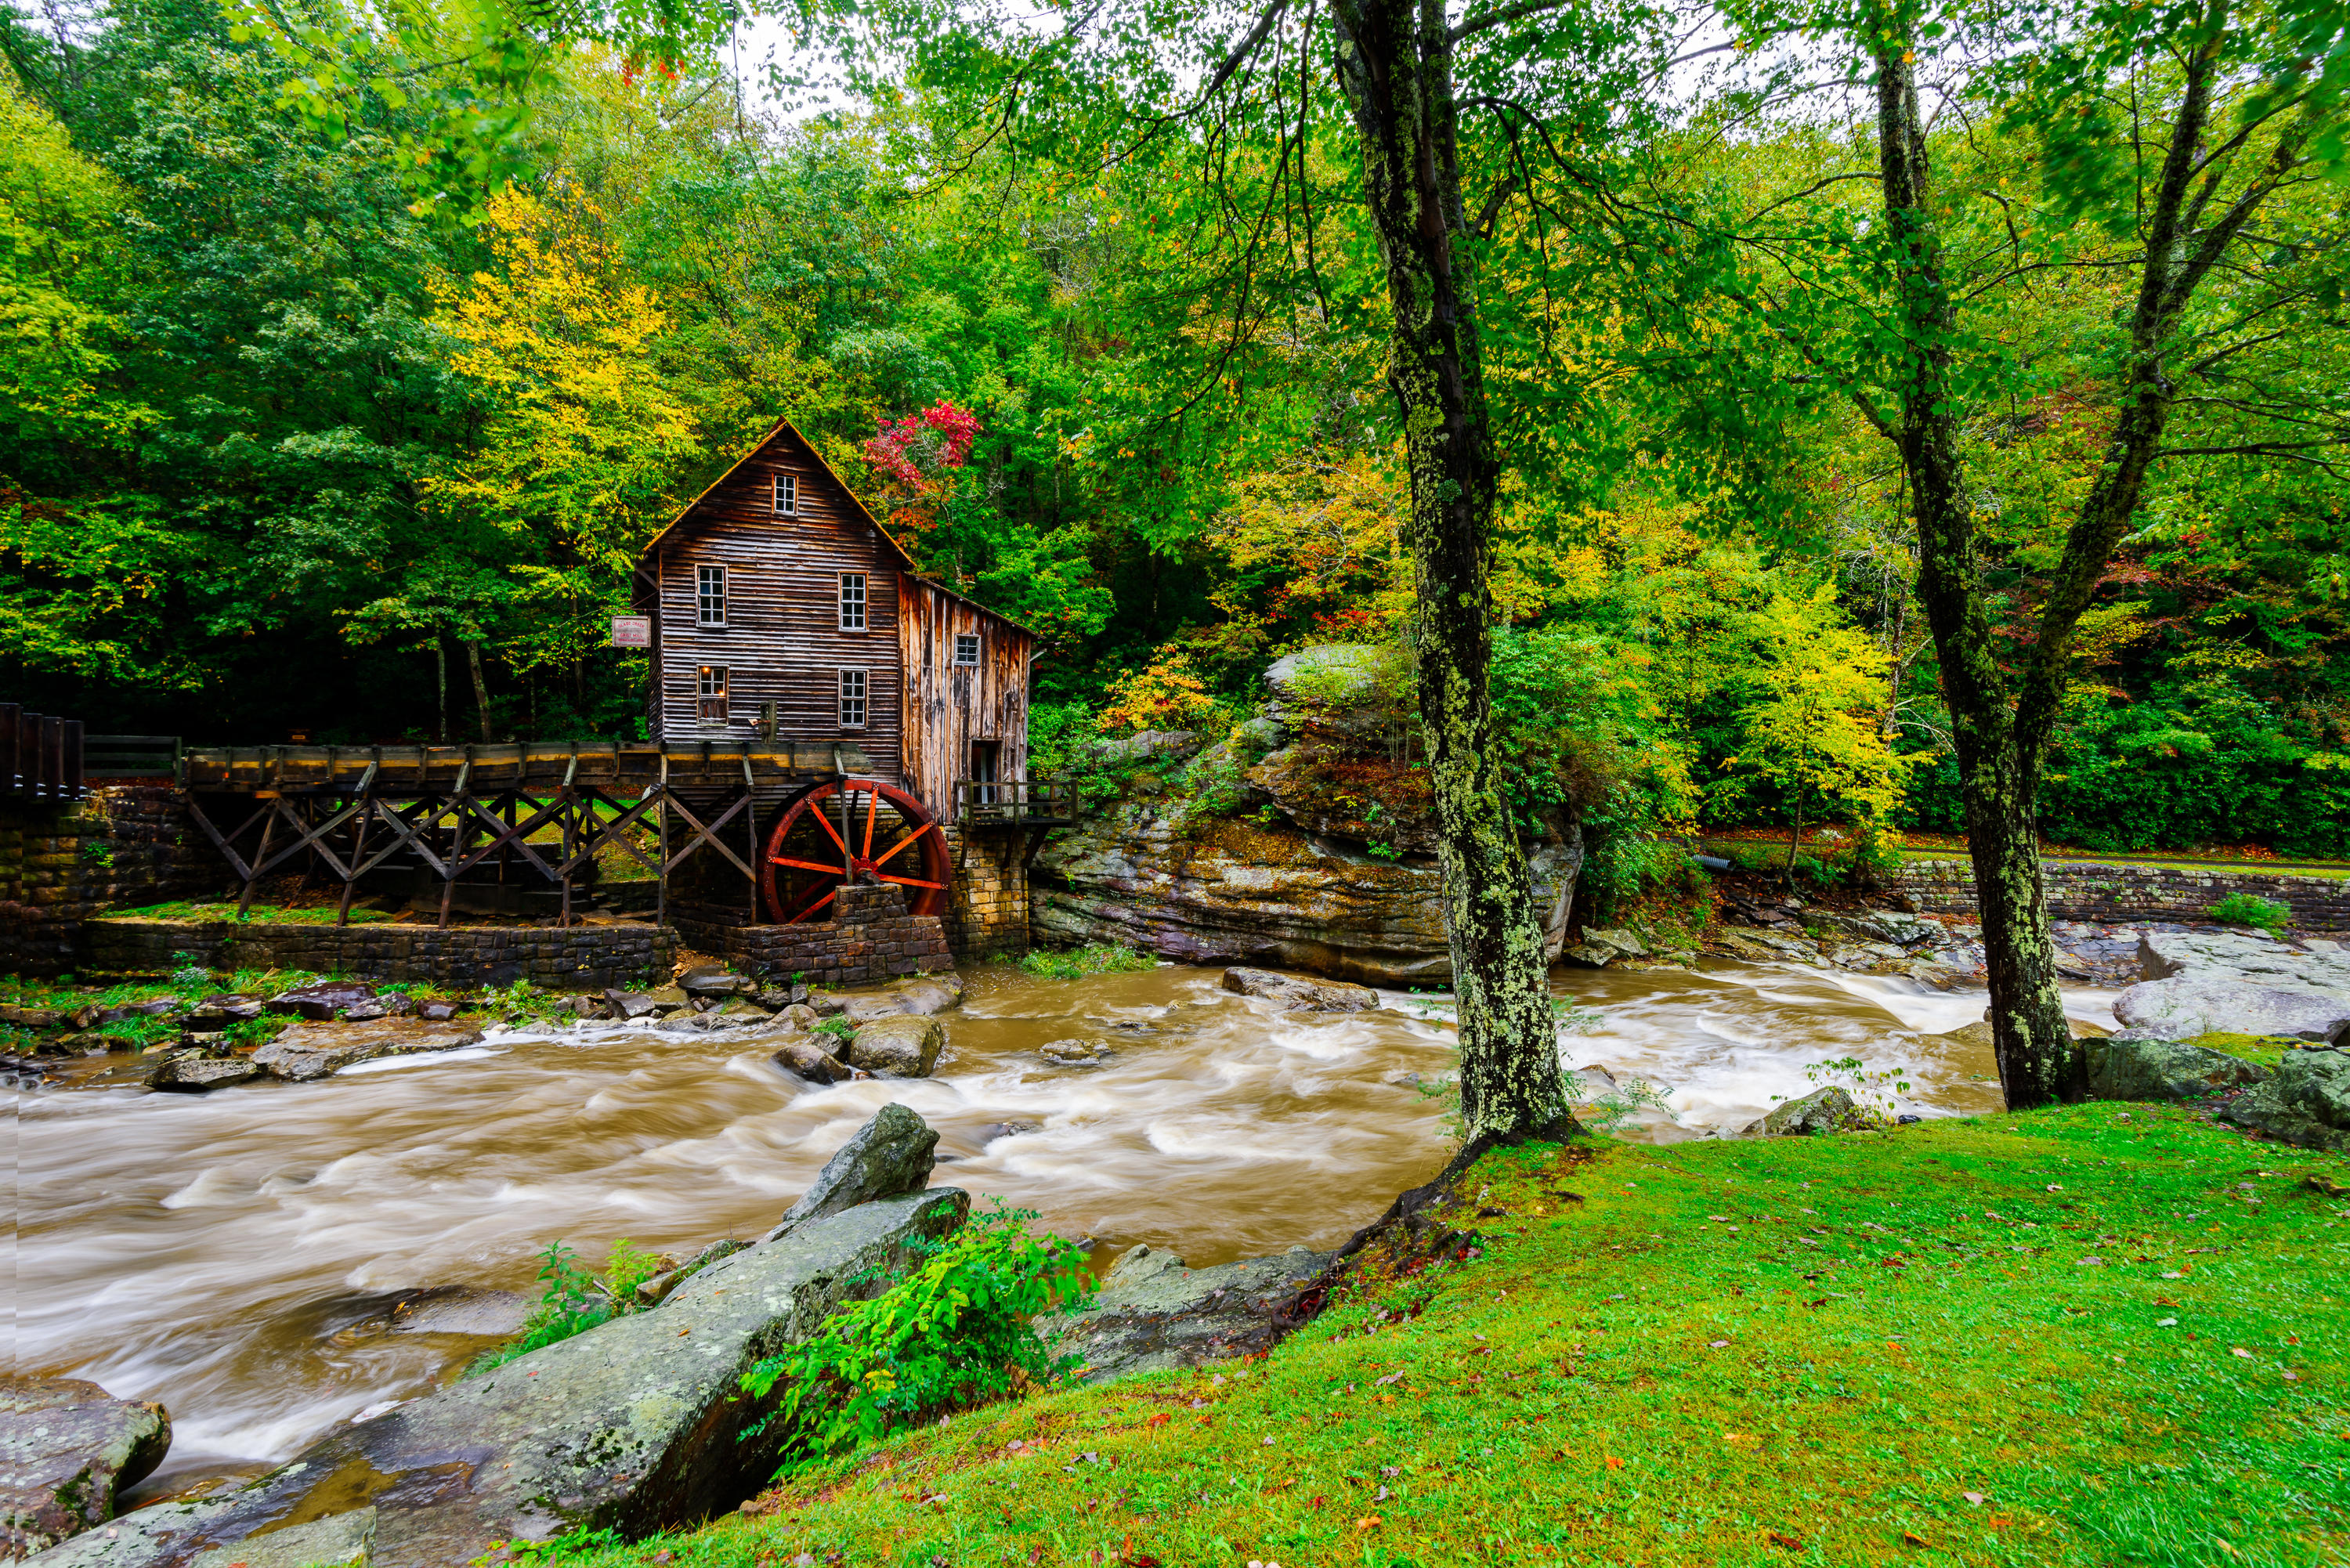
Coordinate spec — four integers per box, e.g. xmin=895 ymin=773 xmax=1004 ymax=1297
xmin=13 ymin=959 xmax=2120 ymax=1499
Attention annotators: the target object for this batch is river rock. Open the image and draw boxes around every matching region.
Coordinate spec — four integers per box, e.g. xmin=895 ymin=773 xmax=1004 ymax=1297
xmin=414 ymin=1000 xmax=462 ymax=1022
xmin=1036 ymin=799 xmax=1582 ymax=987
xmin=1038 ymin=1038 xmax=1112 ymax=1067
xmin=1219 ymin=967 xmax=1380 ymax=1013
xmin=602 ymin=989 xmax=660 ymax=1021
xmin=1037 ymin=1243 xmax=1334 ymax=1385
xmin=678 ymin=965 xmax=754 ymax=997
xmin=707 ymin=999 xmax=769 ymax=1020
xmin=30 ymin=1192 xmax=970 ymax=1568
xmin=773 ymin=1003 xmax=819 ymax=1031
xmin=248 ymin=1020 xmax=485 ymax=1082
xmin=631 ymin=1239 xmax=750 ymax=1308
xmin=150 ymin=1056 xmax=260 ymax=1093
xmin=2218 ymin=1047 xmax=2350 ymax=1153
xmin=642 ymin=984 xmax=689 ymax=1011
xmin=1 ymin=1376 xmax=172 ymax=1557
xmin=189 ymin=1508 xmax=371 ymax=1568
xmin=1741 ymin=1084 xmax=1856 ymax=1137
xmin=2111 ymin=977 xmax=2350 ymax=1042
xmin=772 ymin=1039 xmax=852 ymax=1083
xmin=891 ymin=976 xmax=963 ymax=1016
xmin=843 ymin=1015 xmax=943 ymax=1078
xmin=760 ymin=1103 xmax=941 ymax=1243
xmin=264 ymin=982 xmax=378 ymax=1023
xmin=841 ymin=991 xmax=912 ymax=1024
xmin=2084 ymin=1035 xmax=2274 ymax=1101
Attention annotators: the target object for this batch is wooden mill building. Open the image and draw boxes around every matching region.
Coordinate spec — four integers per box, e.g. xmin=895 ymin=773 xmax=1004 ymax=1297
xmin=631 ymin=415 xmax=1050 ymax=953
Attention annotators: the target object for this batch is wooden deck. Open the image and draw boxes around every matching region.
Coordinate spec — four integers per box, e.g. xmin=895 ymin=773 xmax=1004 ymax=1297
xmin=183 ymin=739 xmax=874 ymax=796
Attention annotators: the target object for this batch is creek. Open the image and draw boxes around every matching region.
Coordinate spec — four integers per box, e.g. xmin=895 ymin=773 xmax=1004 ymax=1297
xmin=13 ymin=958 xmax=2120 ymax=1504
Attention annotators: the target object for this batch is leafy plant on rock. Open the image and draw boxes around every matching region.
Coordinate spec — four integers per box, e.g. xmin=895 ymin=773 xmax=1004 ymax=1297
xmin=739 ymin=1201 xmax=1095 ymax=1472
xmin=2207 ymin=892 xmax=2291 ymax=934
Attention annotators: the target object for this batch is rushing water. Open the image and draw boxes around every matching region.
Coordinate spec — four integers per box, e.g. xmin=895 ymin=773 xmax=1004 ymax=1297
xmin=11 ymin=958 xmax=2120 ymax=1501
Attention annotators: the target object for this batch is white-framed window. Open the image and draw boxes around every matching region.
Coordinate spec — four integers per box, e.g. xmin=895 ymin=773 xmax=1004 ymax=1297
xmin=773 ymin=472 xmax=797 ymax=516
xmin=697 ymin=665 xmax=729 ymax=724
xmin=953 ymin=631 xmax=982 ymax=667
xmin=696 ymin=563 xmax=726 ymax=627
xmin=838 ymin=667 xmax=868 ymax=729
xmin=839 ymin=572 xmax=867 ymax=632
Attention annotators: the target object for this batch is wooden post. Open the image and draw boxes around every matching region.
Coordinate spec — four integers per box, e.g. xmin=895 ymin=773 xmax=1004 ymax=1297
xmin=441 ymin=747 xmax=475 ymax=929
xmin=237 ymin=804 xmax=277 ymax=919
xmin=560 ymin=746 xmax=580 ymax=927
xmin=336 ymin=752 xmax=381 ymax=928
xmin=654 ymin=752 xmax=669 ymax=929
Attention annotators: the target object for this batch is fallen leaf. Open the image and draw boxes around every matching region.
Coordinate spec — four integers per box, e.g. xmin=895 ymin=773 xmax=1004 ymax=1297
xmin=1902 ymin=1531 xmax=1931 ymax=1548
xmin=1605 ymin=1457 xmax=1623 ymax=1470
xmin=1145 ymin=1414 xmax=1170 ymax=1429
xmin=1767 ymin=1533 xmax=1802 ymax=1550
xmin=1354 ymin=1516 xmax=1381 ymax=1530
xmin=2233 ymin=1348 xmax=2254 ymax=1360
xmin=1962 ymin=1492 xmax=1986 ymax=1506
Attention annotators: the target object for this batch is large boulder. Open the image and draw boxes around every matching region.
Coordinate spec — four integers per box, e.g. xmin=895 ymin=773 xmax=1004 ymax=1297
xmin=1037 ymin=1243 xmax=1332 ymax=1385
xmin=2084 ymin=1035 xmax=2274 ymax=1100
xmin=760 ymin=1103 xmax=940 ymax=1243
xmin=771 ymin=1039 xmax=852 ymax=1083
xmin=843 ymin=1016 xmax=944 ymax=1078
xmin=250 ymin=1020 xmax=485 ymax=1082
xmin=1261 ymin=645 xmax=1410 ymax=743
xmin=1741 ymin=1085 xmax=1856 ymax=1137
xmin=2218 ymin=1047 xmax=2350 ymax=1153
xmin=1220 ymin=967 xmax=1381 ymax=1013
xmin=1033 ymin=806 xmax=1582 ymax=987
xmin=2111 ymin=977 xmax=2350 ymax=1042
xmin=149 ymin=1056 xmax=260 ymax=1093
xmin=2 ymin=1377 xmax=171 ymax=1558
xmin=27 ymin=1191 xmax=970 ymax=1568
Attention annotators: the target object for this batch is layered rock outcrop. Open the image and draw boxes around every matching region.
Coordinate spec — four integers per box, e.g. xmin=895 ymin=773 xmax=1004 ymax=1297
xmin=1032 ymin=646 xmax=1582 ymax=985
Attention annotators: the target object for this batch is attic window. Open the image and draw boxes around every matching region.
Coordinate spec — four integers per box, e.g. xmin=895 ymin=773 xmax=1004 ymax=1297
xmin=773 ymin=472 xmax=797 ymax=516
xmin=953 ymin=632 xmax=982 ymax=667
xmin=696 ymin=564 xmax=726 ymax=627
xmin=838 ymin=667 xmax=868 ymax=729
xmin=839 ymin=573 xmax=867 ymax=632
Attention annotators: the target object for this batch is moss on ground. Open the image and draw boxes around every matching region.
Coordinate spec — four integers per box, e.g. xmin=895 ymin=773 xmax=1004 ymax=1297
xmin=579 ymin=1104 xmax=2348 ymax=1568
xmin=2185 ymin=1033 xmax=2303 ymax=1070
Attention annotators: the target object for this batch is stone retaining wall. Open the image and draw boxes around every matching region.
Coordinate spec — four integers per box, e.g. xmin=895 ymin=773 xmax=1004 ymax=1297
xmin=672 ymin=882 xmax=952 ymax=987
xmin=1 ymin=787 xmax=214 ymax=976
xmin=80 ymin=919 xmax=677 ymax=989
xmin=1893 ymin=858 xmax=2350 ymax=931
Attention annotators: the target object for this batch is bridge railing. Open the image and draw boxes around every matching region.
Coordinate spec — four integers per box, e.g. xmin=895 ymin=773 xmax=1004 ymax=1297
xmin=2 ymin=704 xmax=85 ymax=802
xmin=954 ymin=778 xmax=1074 ymax=826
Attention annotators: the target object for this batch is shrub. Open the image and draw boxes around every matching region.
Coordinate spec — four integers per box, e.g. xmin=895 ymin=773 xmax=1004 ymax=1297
xmin=739 ymin=1201 xmax=1094 ymax=1472
xmin=466 ymin=1238 xmax=664 ymax=1378
xmin=1018 ymin=945 xmax=1156 ymax=980
xmin=2208 ymin=891 xmax=2291 ymax=933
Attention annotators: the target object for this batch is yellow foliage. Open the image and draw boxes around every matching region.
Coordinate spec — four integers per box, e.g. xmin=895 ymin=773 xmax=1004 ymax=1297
xmin=1096 ymin=652 xmax=1222 ymax=735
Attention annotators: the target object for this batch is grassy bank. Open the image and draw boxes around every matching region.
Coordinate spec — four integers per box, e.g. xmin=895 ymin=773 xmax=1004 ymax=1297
xmin=580 ymin=1104 xmax=2347 ymax=1568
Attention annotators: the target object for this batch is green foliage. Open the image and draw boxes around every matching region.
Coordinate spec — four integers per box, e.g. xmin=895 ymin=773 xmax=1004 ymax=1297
xmin=812 ymin=1015 xmax=856 ymax=1045
xmin=466 ymin=1238 xmax=662 ymax=1378
xmin=2208 ymin=892 xmax=2293 ymax=934
xmin=737 ymin=1202 xmax=1094 ymax=1472
xmin=1800 ymin=1057 xmax=1914 ymax=1132
xmin=1016 ymin=945 xmax=1157 ymax=981
xmin=470 ymin=1525 xmax=624 ymax=1567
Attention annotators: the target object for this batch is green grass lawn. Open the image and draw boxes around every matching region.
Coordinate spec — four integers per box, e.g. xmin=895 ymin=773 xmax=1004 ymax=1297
xmin=96 ymin=898 xmax=396 ymax=925
xmin=589 ymin=1104 xmax=2349 ymax=1568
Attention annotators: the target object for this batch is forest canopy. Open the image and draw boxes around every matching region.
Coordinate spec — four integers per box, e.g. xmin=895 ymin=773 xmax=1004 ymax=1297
xmin=5 ymin=0 xmax=2348 ymax=856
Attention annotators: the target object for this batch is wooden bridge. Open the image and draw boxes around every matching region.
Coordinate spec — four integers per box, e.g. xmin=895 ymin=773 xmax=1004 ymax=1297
xmin=173 ymin=739 xmax=1069 ymax=929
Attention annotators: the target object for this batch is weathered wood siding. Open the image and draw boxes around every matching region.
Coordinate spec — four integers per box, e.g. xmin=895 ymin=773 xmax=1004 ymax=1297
xmin=645 ymin=428 xmax=904 ymax=785
xmin=898 ymin=576 xmax=1032 ymax=818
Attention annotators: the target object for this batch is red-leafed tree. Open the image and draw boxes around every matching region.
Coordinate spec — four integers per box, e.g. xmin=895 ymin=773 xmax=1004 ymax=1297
xmin=861 ymin=401 xmax=981 ymax=547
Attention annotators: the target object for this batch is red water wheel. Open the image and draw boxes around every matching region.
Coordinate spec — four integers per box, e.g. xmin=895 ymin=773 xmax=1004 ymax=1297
xmin=760 ymin=777 xmax=950 ymax=923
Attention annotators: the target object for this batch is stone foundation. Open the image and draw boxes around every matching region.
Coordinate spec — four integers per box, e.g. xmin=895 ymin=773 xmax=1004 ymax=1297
xmin=1 ymin=787 xmax=214 ymax=977
xmin=946 ymin=825 xmax=1030 ymax=959
xmin=671 ymin=882 xmax=952 ymax=987
xmin=79 ymin=919 xmax=677 ymax=990
xmin=1893 ymin=858 xmax=2350 ymax=931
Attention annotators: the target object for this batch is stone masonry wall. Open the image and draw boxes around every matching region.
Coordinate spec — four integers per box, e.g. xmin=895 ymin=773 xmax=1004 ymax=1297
xmin=945 ymin=825 xmax=1030 ymax=959
xmin=674 ymin=881 xmax=951 ymax=987
xmin=1 ymin=786 xmax=213 ymax=977
xmin=1893 ymin=858 xmax=2350 ymax=931
xmin=80 ymin=919 xmax=677 ymax=989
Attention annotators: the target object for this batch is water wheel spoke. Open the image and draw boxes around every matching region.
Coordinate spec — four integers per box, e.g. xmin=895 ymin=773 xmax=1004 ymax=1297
xmin=809 ymin=804 xmax=850 ymax=855
xmin=768 ymin=854 xmax=847 ymax=876
xmin=785 ymin=885 xmax=839 ymax=923
xmin=873 ymin=873 xmax=946 ymax=891
xmin=870 ymin=823 xmax=933 ymax=870
xmin=861 ymin=782 xmax=880 ymax=857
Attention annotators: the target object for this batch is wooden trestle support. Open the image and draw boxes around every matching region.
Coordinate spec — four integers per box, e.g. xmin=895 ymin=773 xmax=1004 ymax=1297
xmin=180 ymin=742 xmax=872 ymax=928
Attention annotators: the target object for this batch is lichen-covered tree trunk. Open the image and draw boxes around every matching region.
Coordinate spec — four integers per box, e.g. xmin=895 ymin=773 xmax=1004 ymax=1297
xmin=1330 ymin=0 xmax=1574 ymax=1140
xmin=1874 ymin=41 xmax=2074 ymax=1107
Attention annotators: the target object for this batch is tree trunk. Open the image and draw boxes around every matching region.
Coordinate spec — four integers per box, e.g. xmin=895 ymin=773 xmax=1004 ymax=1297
xmin=466 ymin=640 xmax=494 ymax=742
xmin=1330 ymin=0 xmax=1574 ymax=1141
xmin=1873 ymin=38 xmax=2073 ymax=1107
xmin=436 ymin=636 xmax=449 ymax=745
